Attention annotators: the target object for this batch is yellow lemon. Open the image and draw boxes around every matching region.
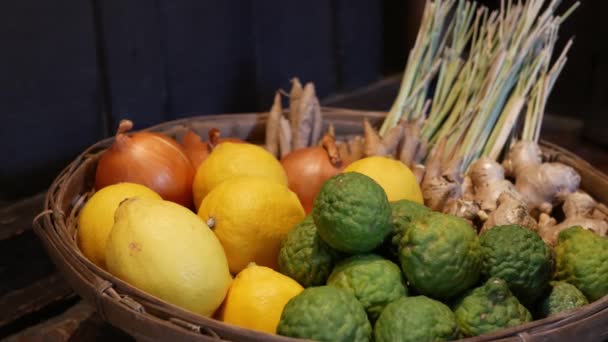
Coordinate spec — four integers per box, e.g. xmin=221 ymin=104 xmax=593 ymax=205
xmin=77 ymin=182 xmax=161 ymax=269
xmin=198 ymin=176 xmax=305 ymax=274
xmin=344 ymin=156 xmax=423 ymax=203
xmin=220 ymin=263 xmax=303 ymax=334
xmin=192 ymin=142 xmax=287 ymax=210
xmin=105 ymin=197 xmax=232 ymax=317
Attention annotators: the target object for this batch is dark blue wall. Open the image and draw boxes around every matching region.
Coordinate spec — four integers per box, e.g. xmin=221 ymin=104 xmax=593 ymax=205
xmin=0 ymin=0 xmax=384 ymax=199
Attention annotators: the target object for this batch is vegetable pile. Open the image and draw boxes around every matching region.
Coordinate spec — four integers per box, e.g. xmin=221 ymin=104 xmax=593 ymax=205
xmin=70 ymin=0 xmax=608 ymax=341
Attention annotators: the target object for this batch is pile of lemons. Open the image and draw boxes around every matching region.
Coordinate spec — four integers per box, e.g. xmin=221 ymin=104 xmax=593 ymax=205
xmin=77 ymin=140 xmax=422 ymax=334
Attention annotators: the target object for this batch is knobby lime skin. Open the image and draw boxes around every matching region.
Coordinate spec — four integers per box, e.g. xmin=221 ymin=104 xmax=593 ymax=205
xmin=479 ymin=224 xmax=553 ymax=304
xmin=383 ymin=200 xmax=431 ymax=260
xmin=555 ymin=226 xmax=608 ymax=301
xmin=537 ymin=281 xmax=588 ymax=318
xmin=454 ymin=277 xmax=532 ymax=337
xmin=313 ymin=172 xmax=392 ymax=254
xmin=278 ymin=216 xmax=342 ymax=287
xmin=327 ymin=254 xmax=407 ymax=322
xmin=373 ymin=296 xmax=459 ymax=342
xmin=398 ymin=212 xmax=482 ymax=300
xmin=277 ymin=285 xmax=372 ymax=342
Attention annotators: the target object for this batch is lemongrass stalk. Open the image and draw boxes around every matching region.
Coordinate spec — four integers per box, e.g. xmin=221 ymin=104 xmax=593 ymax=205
xmin=382 ymin=7 xmax=431 ymax=135
xmin=559 ymin=2 xmax=580 ymax=23
xmin=522 ymin=83 xmax=538 ymax=140
xmin=423 ymin=1 xmax=477 ymax=137
xmin=382 ymin=0 xmax=461 ymax=135
xmin=427 ymin=8 xmax=491 ymax=143
xmin=487 ymin=96 xmax=527 ymax=159
xmin=484 ymin=51 xmax=546 ymax=156
xmin=381 ymin=0 xmax=453 ymax=135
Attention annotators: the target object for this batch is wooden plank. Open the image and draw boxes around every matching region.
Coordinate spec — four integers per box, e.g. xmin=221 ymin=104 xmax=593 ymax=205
xmin=67 ymin=311 xmax=134 ymax=342
xmin=5 ymin=301 xmax=95 ymax=342
xmin=0 ymin=231 xmax=57 ymax=297
xmin=0 ymin=274 xmax=74 ymax=328
xmin=0 ymin=192 xmax=45 ymax=240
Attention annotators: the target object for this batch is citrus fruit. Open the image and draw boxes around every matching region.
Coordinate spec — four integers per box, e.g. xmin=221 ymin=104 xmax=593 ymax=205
xmin=220 ymin=263 xmax=303 ymax=334
xmin=277 ymin=285 xmax=372 ymax=342
xmin=454 ymin=277 xmax=532 ymax=337
xmin=555 ymin=226 xmax=608 ymax=301
xmin=327 ymin=254 xmax=407 ymax=322
xmin=382 ymin=199 xmax=431 ymax=260
xmin=374 ymin=296 xmax=459 ymax=342
xmin=77 ymin=182 xmax=161 ymax=269
xmin=398 ymin=212 xmax=481 ymax=299
xmin=480 ymin=224 xmax=553 ymax=304
xmin=192 ymin=142 xmax=287 ymax=209
xmin=198 ymin=176 xmax=305 ymax=273
xmin=105 ymin=197 xmax=232 ymax=317
xmin=343 ymin=156 xmax=423 ymax=203
xmin=537 ymin=281 xmax=588 ymax=318
xmin=278 ymin=216 xmax=342 ymax=287
xmin=313 ymin=172 xmax=392 ymax=254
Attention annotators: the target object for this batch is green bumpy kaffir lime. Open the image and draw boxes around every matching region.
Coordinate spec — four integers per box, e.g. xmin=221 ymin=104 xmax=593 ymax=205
xmin=327 ymin=254 xmax=407 ymax=322
xmin=398 ymin=212 xmax=482 ymax=299
xmin=374 ymin=296 xmax=459 ymax=342
xmin=277 ymin=285 xmax=372 ymax=342
xmin=313 ymin=172 xmax=392 ymax=254
xmin=537 ymin=281 xmax=588 ymax=318
xmin=278 ymin=216 xmax=341 ymax=287
xmin=555 ymin=226 xmax=608 ymax=301
xmin=479 ymin=224 xmax=553 ymax=304
xmin=454 ymin=277 xmax=532 ymax=337
xmin=382 ymin=200 xmax=431 ymax=260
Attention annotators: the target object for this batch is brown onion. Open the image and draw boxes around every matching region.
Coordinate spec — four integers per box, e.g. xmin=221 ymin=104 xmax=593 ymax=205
xmin=280 ymin=133 xmax=346 ymax=213
xmin=95 ymin=119 xmax=195 ymax=208
xmin=181 ymin=128 xmax=243 ymax=170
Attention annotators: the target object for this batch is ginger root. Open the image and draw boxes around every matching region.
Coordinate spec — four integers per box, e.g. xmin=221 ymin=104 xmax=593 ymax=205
xmin=444 ymin=198 xmax=480 ymax=222
xmin=502 ymin=140 xmax=581 ymax=214
xmin=288 ymin=78 xmax=303 ymax=138
xmin=266 ymin=78 xmax=325 ymax=158
xmin=480 ymin=192 xmax=538 ymax=233
xmin=265 ymin=91 xmax=282 ymax=157
xmin=421 ymin=139 xmax=463 ymax=211
xmin=502 ymin=140 xmax=542 ymax=178
xmin=363 ymin=119 xmax=404 ymax=157
xmin=399 ymin=115 xmax=426 ymax=167
xmin=278 ymin=116 xmax=292 ymax=158
xmin=468 ymin=157 xmax=519 ymax=214
xmin=538 ymin=191 xmax=608 ymax=245
xmin=337 ymin=136 xmax=365 ymax=165
xmin=291 ymin=82 xmax=322 ymax=149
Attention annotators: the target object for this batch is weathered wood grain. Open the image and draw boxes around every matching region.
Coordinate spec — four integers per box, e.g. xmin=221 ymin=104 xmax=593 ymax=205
xmin=0 ymin=192 xmax=45 ymax=240
xmin=0 ymin=274 xmax=74 ymax=328
xmin=4 ymin=301 xmax=94 ymax=342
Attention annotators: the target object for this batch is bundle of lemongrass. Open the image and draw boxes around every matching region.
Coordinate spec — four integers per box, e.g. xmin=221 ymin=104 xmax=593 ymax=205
xmin=375 ymin=0 xmax=605 ymax=242
xmin=382 ymin=0 xmax=578 ymax=170
xmin=264 ymin=0 xmax=607 ymax=242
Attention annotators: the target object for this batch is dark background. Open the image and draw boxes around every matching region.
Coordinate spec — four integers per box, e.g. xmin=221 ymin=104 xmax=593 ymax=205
xmin=0 ymin=0 xmax=604 ymax=201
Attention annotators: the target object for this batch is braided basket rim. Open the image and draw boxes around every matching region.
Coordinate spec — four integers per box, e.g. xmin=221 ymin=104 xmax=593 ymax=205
xmin=34 ymin=108 xmax=608 ymax=342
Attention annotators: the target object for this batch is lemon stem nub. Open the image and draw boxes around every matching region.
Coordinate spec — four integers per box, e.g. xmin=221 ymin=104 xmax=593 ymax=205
xmin=206 ymin=217 xmax=215 ymax=229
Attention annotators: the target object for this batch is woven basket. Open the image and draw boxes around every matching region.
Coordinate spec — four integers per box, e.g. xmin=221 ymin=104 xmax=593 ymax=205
xmin=34 ymin=108 xmax=608 ymax=342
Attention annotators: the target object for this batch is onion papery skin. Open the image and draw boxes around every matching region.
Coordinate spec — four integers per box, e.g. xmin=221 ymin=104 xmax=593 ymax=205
xmin=95 ymin=130 xmax=195 ymax=209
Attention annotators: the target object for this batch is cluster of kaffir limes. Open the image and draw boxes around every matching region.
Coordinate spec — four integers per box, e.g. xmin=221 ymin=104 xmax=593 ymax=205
xmin=276 ymin=171 xmax=606 ymax=341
